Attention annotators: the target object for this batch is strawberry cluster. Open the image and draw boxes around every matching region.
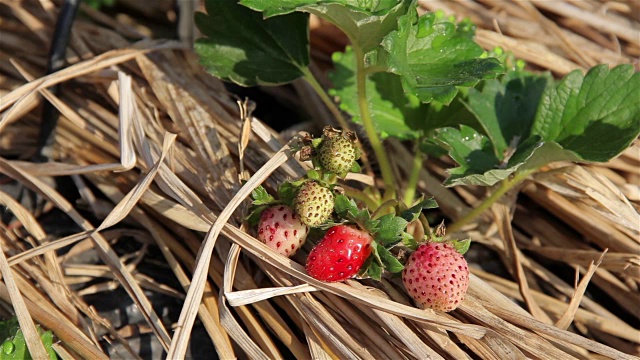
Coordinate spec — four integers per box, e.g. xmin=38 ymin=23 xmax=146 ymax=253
xmin=247 ymin=127 xmax=470 ymax=312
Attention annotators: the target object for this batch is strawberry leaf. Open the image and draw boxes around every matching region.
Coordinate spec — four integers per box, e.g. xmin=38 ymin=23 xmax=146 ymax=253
xmin=437 ymin=65 xmax=640 ymax=186
xmin=381 ymin=8 xmax=502 ymax=104
xmin=251 ymin=185 xmax=276 ymax=205
xmin=400 ymin=197 xmax=438 ymax=222
xmin=0 ymin=318 xmax=57 ymax=360
xmin=330 ymin=49 xmax=478 ymax=140
xmin=330 ymin=48 xmax=427 ymax=140
xmin=195 ymin=0 xmax=309 ymax=86
xmin=377 ymin=244 xmax=404 ymax=273
xmin=374 ymin=214 xmax=408 ymax=246
xmin=532 ymin=65 xmax=640 ymax=162
xmin=240 ymin=0 xmax=410 ymax=53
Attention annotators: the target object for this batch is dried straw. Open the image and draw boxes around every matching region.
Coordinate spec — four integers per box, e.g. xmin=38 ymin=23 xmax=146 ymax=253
xmin=0 ymin=1 xmax=638 ymax=359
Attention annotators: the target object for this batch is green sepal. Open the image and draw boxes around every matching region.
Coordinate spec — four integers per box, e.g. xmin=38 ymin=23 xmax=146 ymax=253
xmin=349 ymin=161 xmax=362 ymax=174
xmin=307 ymin=169 xmax=321 ymax=181
xmin=451 ymin=239 xmax=471 ymax=255
xmin=361 ymin=256 xmax=383 ymax=281
xmin=277 ymin=181 xmax=299 ymax=206
xmin=402 ymin=232 xmax=418 ymax=250
xmin=377 ymin=244 xmax=404 ymax=273
xmin=374 ymin=213 xmax=408 ymax=246
xmin=311 ymin=138 xmax=323 ymax=148
xmin=251 ymin=185 xmax=276 ymax=206
xmin=400 ymin=197 xmax=438 ymax=222
xmin=334 ymin=194 xmax=359 ymax=219
xmin=245 ymin=205 xmax=269 ymax=227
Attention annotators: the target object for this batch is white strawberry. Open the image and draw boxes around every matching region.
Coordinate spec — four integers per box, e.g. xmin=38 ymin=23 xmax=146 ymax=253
xmin=257 ymin=205 xmax=309 ymax=257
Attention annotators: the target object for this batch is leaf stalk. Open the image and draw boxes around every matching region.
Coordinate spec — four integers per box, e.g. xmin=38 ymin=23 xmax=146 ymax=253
xmin=403 ymin=141 xmax=423 ymax=206
xmin=447 ymin=169 xmax=536 ymax=234
xmin=353 ymin=45 xmax=396 ymax=194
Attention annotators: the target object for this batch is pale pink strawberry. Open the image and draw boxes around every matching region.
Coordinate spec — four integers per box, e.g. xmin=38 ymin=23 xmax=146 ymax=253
xmin=402 ymin=242 xmax=469 ymax=312
xmin=257 ymin=205 xmax=309 ymax=257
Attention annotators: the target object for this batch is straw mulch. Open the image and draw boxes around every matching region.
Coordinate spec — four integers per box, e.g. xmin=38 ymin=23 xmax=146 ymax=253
xmin=0 ymin=0 xmax=638 ymax=359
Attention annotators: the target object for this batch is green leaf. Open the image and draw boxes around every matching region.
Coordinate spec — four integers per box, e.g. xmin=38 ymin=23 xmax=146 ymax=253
xmin=195 ymin=0 xmax=309 ymax=86
xmin=466 ymin=72 xmax=551 ymax=158
xmin=329 ymin=48 xmax=426 ymax=140
xmin=438 ymin=65 xmax=640 ymax=186
xmin=330 ymin=48 xmax=476 ymax=140
xmin=251 ymin=185 xmax=275 ymax=205
xmin=381 ymin=8 xmax=502 ymax=104
xmin=374 ymin=214 xmax=408 ymax=246
xmin=400 ymin=197 xmax=438 ymax=222
xmin=241 ymin=0 xmax=410 ymax=53
xmin=533 ymin=65 xmax=640 ymax=162
xmin=377 ymin=244 xmax=404 ymax=273
xmin=436 ymin=125 xmax=517 ymax=186
xmin=0 ymin=319 xmax=57 ymax=360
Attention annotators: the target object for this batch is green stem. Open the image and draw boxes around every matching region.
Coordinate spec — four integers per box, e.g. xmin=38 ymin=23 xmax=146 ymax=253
xmin=371 ymin=199 xmax=398 ymax=219
xmin=403 ymin=142 xmax=423 ymax=206
xmin=447 ymin=169 xmax=536 ymax=234
xmin=301 ymin=67 xmax=350 ymax=130
xmin=301 ymin=67 xmax=375 ymax=177
xmin=353 ymin=45 xmax=396 ymax=193
xmin=343 ymin=186 xmax=378 ymax=212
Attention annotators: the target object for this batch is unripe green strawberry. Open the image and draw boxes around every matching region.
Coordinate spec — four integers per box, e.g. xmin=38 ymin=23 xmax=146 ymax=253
xmin=257 ymin=205 xmax=308 ymax=257
xmin=317 ymin=131 xmax=359 ymax=176
xmin=306 ymin=225 xmax=373 ymax=282
xmin=402 ymin=242 xmax=469 ymax=312
xmin=294 ymin=181 xmax=334 ymax=227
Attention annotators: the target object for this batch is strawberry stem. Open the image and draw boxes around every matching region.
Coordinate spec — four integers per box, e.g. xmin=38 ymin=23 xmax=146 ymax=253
xmin=342 ymin=186 xmax=378 ymax=211
xmin=353 ymin=44 xmax=397 ymax=195
xmin=403 ymin=141 xmax=423 ymax=206
xmin=300 ymin=67 xmax=349 ymax=131
xmin=447 ymin=168 xmax=536 ymax=234
xmin=371 ymin=199 xmax=398 ymax=219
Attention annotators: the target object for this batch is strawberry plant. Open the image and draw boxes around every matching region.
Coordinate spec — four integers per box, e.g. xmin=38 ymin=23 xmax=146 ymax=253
xmin=0 ymin=318 xmax=56 ymax=360
xmin=196 ymin=0 xmax=639 ymax=313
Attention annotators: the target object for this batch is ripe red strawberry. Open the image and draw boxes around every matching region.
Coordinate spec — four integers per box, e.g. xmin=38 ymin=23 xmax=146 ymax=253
xmin=257 ymin=205 xmax=308 ymax=257
xmin=306 ymin=225 xmax=373 ymax=282
xmin=294 ymin=181 xmax=334 ymax=227
xmin=402 ymin=242 xmax=469 ymax=312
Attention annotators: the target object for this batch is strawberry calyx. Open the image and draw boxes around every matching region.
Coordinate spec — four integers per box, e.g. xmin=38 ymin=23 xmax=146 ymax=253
xmin=332 ymin=194 xmax=440 ymax=280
